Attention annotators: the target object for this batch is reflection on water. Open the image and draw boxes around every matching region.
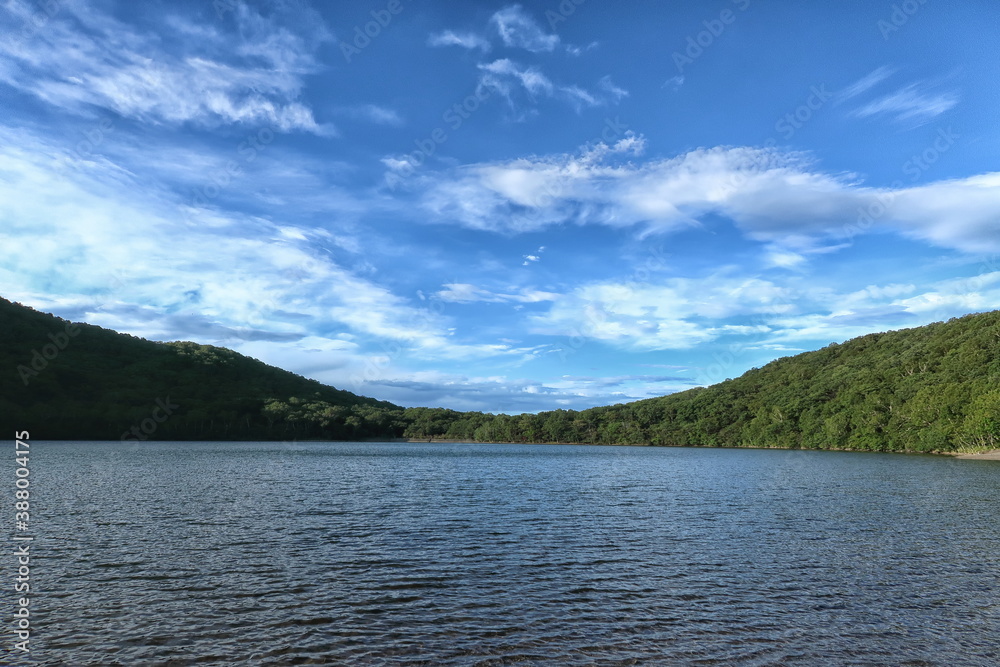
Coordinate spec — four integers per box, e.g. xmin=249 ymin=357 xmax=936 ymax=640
xmin=28 ymin=442 xmax=1000 ymax=665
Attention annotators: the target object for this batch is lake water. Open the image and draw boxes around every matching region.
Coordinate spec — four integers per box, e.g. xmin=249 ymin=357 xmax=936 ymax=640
xmin=15 ymin=441 xmax=1000 ymax=665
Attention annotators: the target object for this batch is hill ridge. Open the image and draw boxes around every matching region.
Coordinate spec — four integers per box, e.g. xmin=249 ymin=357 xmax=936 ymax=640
xmin=3 ymin=296 xmax=998 ymax=452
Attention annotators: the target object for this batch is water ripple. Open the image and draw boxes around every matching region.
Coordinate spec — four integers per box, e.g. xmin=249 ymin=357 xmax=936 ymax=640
xmin=25 ymin=442 xmax=1000 ymax=666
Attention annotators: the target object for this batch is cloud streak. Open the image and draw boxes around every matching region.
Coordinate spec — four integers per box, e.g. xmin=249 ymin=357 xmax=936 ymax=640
xmin=0 ymin=0 xmax=334 ymax=135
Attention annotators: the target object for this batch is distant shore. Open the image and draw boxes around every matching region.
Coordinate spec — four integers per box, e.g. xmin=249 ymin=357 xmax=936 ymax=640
xmin=952 ymin=450 xmax=1000 ymax=460
xmin=403 ymin=439 xmax=1000 ymax=458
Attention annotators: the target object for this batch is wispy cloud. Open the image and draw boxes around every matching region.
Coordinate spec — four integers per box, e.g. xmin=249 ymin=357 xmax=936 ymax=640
xmin=854 ymin=83 xmax=958 ymax=124
xmin=477 ymin=59 xmax=627 ymax=117
xmin=839 ymin=66 xmax=896 ymax=100
xmin=428 ymin=29 xmax=491 ymax=52
xmin=479 ymin=58 xmax=554 ymax=97
xmin=490 ymin=5 xmax=559 ymax=53
xmin=436 ymin=283 xmax=559 ymax=303
xmin=565 ymin=41 xmax=599 ymax=56
xmin=0 ymin=124 xmax=534 ymax=393
xmin=357 ymin=370 xmax=693 ymax=413
xmin=839 ymin=67 xmax=958 ymax=126
xmin=663 ymin=75 xmax=685 ymax=91
xmin=0 ymin=0 xmax=334 ymax=135
xmin=339 ymin=104 xmax=404 ymax=126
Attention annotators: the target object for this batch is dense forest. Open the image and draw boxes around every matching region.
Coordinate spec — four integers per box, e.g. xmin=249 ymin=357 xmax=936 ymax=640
xmin=404 ymin=312 xmax=1000 ymax=453
xmin=0 ymin=297 xmax=407 ymax=440
xmin=2 ymin=296 xmax=998 ymax=452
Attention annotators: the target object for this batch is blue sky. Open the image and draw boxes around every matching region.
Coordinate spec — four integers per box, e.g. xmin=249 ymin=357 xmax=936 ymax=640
xmin=2 ymin=0 xmax=999 ymax=413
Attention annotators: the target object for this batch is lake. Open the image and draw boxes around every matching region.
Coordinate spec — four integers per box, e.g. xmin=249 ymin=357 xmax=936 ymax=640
xmin=17 ymin=441 xmax=1000 ymax=665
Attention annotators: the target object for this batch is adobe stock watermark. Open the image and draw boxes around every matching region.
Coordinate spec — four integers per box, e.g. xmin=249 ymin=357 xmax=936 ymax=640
xmin=384 ymin=84 xmax=495 ymax=190
xmin=340 ymin=0 xmax=409 ymax=63
xmin=927 ymin=254 xmax=1000 ymax=326
xmin=545 ymin=0 xmax=589 ymax=31
xmin=696 ymin=301 xmax=793 ymax=386
xmin=182 ymin=126 xmax=275 ymax=222
xmin=715 ymin=81 xmax=833 ymax=200
xmin=213 ymin=0 xmax=240 ymax=19
xmin=845 ymin=126 xmax=958 ymax=240
xmin=348 ymin=300 xmax=446 ymax=393
xmin=672 ymin=0 xmax=751 ymax=74
xmin=68 ymin=117 xmax=115 ymax=162
xmin=121 ymin=398 xmax=180 ymax=442
xmin=523 ymin=116 xmax=632 ymax=215
xmin=551 ymin=245 xmax=670 ymax=363
xmin=877 ymin=0 xmax=928 ymax=40
xmin=11 ymin=431 xmax=33 ymax=655
xmin=11 ymin=0 xmax=61 ymax=43
xmin=774 ymin=84 xmax=833 ymax=140
xmin=16 ymin=321 xmax=80 ymax=386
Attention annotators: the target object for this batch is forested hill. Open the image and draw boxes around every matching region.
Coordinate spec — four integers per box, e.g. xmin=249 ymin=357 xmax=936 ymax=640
xmin=3 ymin=295 xmax=999 ymax=452
xmin=0 ymin=297 xmax=407 ymax=440
xmin=403 ymin=310 xmax=1000 ymax=453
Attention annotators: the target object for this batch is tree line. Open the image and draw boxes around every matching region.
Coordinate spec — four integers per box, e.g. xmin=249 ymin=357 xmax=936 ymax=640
xmin=2 ymin=297 xmax=998 ymax=453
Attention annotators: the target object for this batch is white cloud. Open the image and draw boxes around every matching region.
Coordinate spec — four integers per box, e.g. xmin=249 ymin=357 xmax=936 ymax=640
xmin=479 ymin=58 xmax=554 ymax=97
xmin=854 ymin=83 xmax=958 ymax=124
xmin=436 ymin=284 xmax=559 ymax=304
xmin=0 ymin=126 xmax=531 ymax=387
xmin=410 ymin=141 xmax=1000 ymax=256
xmin=565 ymin=41 xmax=599 ymax=56
xmin=887 ymin=174 xmax=1000 ymax=252
xmin=839 ymin=66 xmax=896 ymax=100
xmin=597 ymin=75 xmax=629 ymax=102
xmin=340 ymin=104 xmax=404 ymax=126
xmin=531 ymin=275 xmax=790 ymax=351
xmin=490 ymin=5 xmax=560 ymax=53
xmin=0 ymin=0 xmax=333 ymax=135
xmin=356 ymin=370 xmax=689 ymax=413
xmin=524 ymin=264 xmax=1000 ymax=356
xmin=663 ymin=75 xmax=685 ymax=90
xmin=477 ymin=59 xmax=628 ymax=116
xmin=428 ymin=30 xmax=491 ymax=52
xmin=522 ymin=245 xmax=546 ymax=265
xmin=838 ymin=67 xmax=957 ymax=126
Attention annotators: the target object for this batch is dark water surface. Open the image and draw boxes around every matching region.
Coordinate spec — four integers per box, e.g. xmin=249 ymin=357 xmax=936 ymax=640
xmin=15 ymin=441 xmax=1000 ymax=665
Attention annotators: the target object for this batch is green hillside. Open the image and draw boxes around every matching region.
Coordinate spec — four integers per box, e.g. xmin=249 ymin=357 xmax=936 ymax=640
xmin=3 ymin=296 xmax=999 ymax=452
xmin=0 ymin=297 xmax=407 ymax=440
xmin=403 ymin=311 xmax=1000 ymax=453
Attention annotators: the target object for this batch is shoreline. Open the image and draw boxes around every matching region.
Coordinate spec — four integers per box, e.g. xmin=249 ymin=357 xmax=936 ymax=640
xmin=31 ymin=439 xmax=1000 ymax=459
xmin=951 ymin=450 xmax=1000 ymax=460
xmin=403 ymin=439 xmax=1000 ymax=458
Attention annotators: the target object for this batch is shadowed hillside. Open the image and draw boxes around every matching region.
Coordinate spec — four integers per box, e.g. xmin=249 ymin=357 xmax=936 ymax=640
xmin=0 ymin=297 xmax=407 ymax=440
